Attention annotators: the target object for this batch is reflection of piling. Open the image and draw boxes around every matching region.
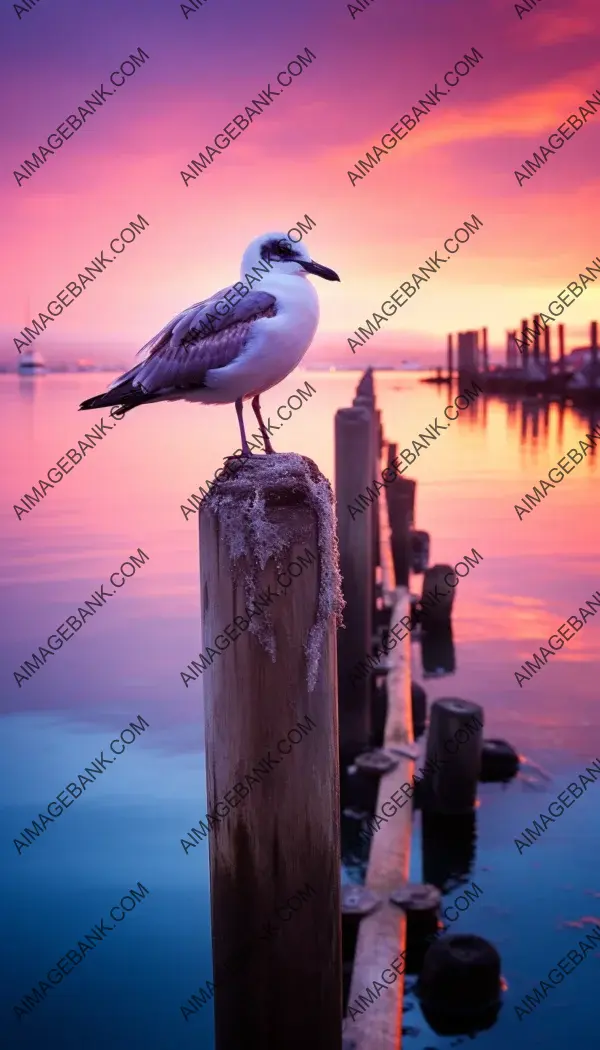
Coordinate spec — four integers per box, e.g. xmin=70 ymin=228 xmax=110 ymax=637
xmin=200 ymin=455 xmax=342 ymax=1050
xmin=422 ymin=698 xmax=484 ymax=815
xmin=336 ymin=407 xmax=373 ymax=761
xmin=421 ymin=624 xmax=455 ymax=676
xmin=386 ymin=476 xmax=416 ymax=587
xmin=421 ymin=811 xmax=477 ymax=891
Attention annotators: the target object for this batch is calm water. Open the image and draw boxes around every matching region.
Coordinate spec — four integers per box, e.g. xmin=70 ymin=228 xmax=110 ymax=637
xmin=1 ymin=370 xmax=600 ymax=1050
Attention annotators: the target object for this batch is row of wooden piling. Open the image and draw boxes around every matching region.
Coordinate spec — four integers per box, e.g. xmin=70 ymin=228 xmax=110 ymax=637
xmin=441 ymin=319 xmax=599 ymax=375
xmin=334 ymin=372 xmax=514 ymax=1047
xmin=197 ymin=368 xmax=515 ymax=1050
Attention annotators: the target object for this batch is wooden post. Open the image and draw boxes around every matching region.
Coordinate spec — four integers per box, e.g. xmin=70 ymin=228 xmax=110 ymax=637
xmin=354 ymin=393 xmax=379 ymax=573
xmin=447 ymin=334 xmax=453 ymax=380
xmin=558 ymin=323 xmax=565 ymax=376
xmin=336 ymin=408 xmax=374 ymax=761
xmin=521 ymin=319 xmax=529 ymax=371
xmin=591 ymin=320 xmax=598 ymax=386
xmin=421 ymin=626 xmax=455 ymax=676
xmin=199 ymin=453 xmax=343 ymax=1050
xmin=345 ymin=589 xmax=413 ymax=1048
xmin=422 ymin=697 xmax=484 ymax=815
xmin=506 ymin=330 xmax=518 ymax=369
xmin=481 ymin=327 xmax=488 ymax=373
xmin=532 ymin=314 xmax=541 ymax=364
xmin=543 ymin=324 xmax=551 ymax=372
xmin=420 ymin=565 xmax=455 ymax=630
xmin=410 ymin=530 xmax=430 ymax=573
xmin=357 ymin=367 xmax=374 ymax=401
xmin=386 ymin=477 xmax=416 ymax=587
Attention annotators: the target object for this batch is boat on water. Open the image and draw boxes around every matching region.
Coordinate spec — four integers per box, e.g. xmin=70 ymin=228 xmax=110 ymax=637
xmin=18 ymin=348 xmax=47 ymax=375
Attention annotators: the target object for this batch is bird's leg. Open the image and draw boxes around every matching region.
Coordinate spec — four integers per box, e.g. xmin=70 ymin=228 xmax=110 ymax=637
xmin=235 ymin=398 xmax=252 ymax=456
xmin=251 ymin=395 xmax=276 ymax=454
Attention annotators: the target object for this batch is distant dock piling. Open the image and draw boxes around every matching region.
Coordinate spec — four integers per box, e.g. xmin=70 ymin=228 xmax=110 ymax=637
xmin=200 ymin=453 xmax=343 ymax=1050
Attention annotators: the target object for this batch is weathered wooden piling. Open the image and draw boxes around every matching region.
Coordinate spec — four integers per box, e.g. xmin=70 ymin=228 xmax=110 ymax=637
xmin=354 ymin=391 xmax=379 ymax=572
xmin=389 ymin=883 xmax=441 ymax=940
xmin=532 ymin=313 xmax=541 ymax=364
xmin=543 ymin=324 xmax=551 ymax=370
xmin=411 ymin=682 xmax=427 ymax=738
xmin=199 ymin=453 xmax=343 ymax=1050
xmin=520 ymin=319 xmax=529 ymax=369
xmin=481 ymin=327 xmax=488 ymax=373
xmin=418 ymin=933 xmax=502 ymax=1032
xmin=419 ymin=565 xmax=455 ymax=630
xmin=480 ymin=739 xmax=519 ymax=782
xmin=591 ymin=320 xmax=598 ymax=385
xmin=558 ymin=323 xmax=565 ymax=375
xmin=336 ymin=407 xmax=374 ymax=761
xmin=385 ymin=473 xmax=416 ymax=587
xmin=421 ymin=625 xmax=455 ymax=677
xmin=410 ymin=530 xmax=430 ymax=573
xmin=447 ymin=334 xmax=453 ymax=379
xmin=356 ymin=367 xmax=375 ymax=401
xmin=422 ymin=698 xmax=484 ymax=815
xmin=344 ymin=482 xmax=414 ymax=1048
xmin=345 ymin=587 xmax=413 ymax=1048
xmin=342 ymin=885 xmax=381 ymax=965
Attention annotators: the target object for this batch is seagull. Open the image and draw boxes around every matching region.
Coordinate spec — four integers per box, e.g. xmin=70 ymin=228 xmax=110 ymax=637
xmin=79 ymin=231 xmax=340 ymax=454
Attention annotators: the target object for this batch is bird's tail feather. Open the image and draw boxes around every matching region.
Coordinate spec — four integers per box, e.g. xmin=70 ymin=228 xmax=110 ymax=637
xmin=80 ymin=360 xmax=150 ymax=412
xmin=80 ymin=391 xmax=125 ymax=410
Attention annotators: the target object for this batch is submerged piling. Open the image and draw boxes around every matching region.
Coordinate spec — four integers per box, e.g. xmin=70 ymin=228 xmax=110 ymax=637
xmin=199 ymin=453 xmax=344 ymax=1050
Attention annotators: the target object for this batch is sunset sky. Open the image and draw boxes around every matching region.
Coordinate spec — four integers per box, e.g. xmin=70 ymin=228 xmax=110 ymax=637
xmin=1 ymin=0 xmax=599 ymax=364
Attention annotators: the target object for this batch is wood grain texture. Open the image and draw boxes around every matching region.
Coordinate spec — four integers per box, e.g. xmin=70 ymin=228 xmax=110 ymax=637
xmin=200 ymin=463 xmax=342 ymax=1050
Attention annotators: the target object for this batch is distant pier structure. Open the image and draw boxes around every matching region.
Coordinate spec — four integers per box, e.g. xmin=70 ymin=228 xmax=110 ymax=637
xmin=428 ymin=319 xmax=600 ymax=402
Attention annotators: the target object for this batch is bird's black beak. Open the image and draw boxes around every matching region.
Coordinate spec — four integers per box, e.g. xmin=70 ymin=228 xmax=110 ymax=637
xmin=299 ymin=259 xmax=341 ymax=282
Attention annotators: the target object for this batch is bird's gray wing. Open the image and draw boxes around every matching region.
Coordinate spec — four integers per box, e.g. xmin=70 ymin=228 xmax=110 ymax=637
xmin=109 ymin=287 xmax=277 ymax=397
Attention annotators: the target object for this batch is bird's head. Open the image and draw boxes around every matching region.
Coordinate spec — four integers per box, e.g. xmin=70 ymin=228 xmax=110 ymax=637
xmin=242 ymin=231 xmax=340 ymax=282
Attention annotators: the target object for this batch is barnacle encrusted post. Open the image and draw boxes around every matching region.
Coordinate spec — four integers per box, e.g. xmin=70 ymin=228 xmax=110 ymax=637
xmin=199 ymin=452 xmax=343 ymax=1050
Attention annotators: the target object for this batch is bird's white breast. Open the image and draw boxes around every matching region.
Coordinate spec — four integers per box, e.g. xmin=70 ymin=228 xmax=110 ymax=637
xmin=199 ymin=274 xmax=319 ymax=404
